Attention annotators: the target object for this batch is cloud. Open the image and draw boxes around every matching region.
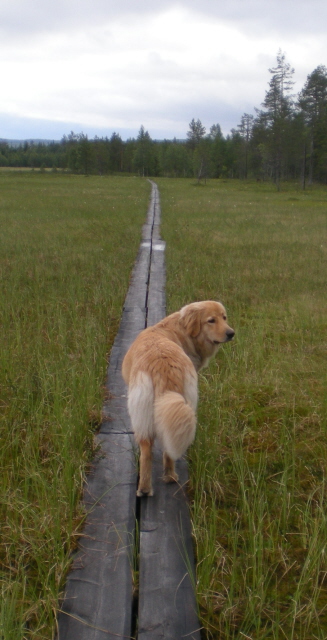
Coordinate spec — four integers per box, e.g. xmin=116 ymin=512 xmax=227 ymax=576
xmin=183 ymin=0 xmax=327 ymax=36
xmin=0 ymin=0 xmax=168 ymax=39
xmin=2 ymin=0 xmax=327 ymax=38
xmin=0 ymin=9 xmax=271 ymax=134
xmin=1 ymin=2 xmax=327 ymax=140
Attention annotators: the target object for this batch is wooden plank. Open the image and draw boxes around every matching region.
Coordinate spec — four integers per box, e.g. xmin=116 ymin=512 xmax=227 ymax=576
xmin=138 ymin=450 xmax=201 ymax=640
xmin=137 ymin=184 xmax=201 ymax=640
xmin=57 ymin=180 xmax=201 ymax=640
xmin=57 ymin=433 xmax=137 ymax=640
xmin=56 ymin=198 xmax=152 ymax=640
xmin=146 ymin=240 xmax=166 ymax=327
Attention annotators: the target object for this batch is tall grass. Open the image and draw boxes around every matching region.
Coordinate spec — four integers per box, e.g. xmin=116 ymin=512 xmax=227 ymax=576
xmin=157 ymin=178 xmax=327 ymax=639
xmin=0 ymin=172 xmax=150 ymax=638
xmin=2 ymin=173 xmax=326 ymax=639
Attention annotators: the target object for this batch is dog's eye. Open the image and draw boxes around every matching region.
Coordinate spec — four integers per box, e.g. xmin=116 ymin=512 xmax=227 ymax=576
xmin=223 ymin=315 xmax=227 ymax=321
xmin=207 ymin=318 xmax=215 ymax=323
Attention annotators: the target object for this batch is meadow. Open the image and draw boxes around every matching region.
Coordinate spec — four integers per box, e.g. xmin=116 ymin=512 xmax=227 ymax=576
xmin=1 ymin=172 xmax=326 ymax=639
xmin=157 ymin=178 xmax=327 ymax=639
xmin=0 ymin=172 xmax=150 ymax=638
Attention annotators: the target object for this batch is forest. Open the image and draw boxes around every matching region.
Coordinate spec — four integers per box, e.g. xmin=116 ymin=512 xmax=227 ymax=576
xmin=1 ymin=52 xmax=327 ymax=186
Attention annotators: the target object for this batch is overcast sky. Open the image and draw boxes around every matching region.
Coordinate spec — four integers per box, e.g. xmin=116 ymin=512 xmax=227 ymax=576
xmin=1 ymin=0 xmax=327 ymax=141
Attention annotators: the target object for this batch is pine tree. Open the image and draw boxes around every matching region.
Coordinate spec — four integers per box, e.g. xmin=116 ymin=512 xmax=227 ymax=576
xmin=298 ymin=65 xmax=327 ymax=182
xmin=133 ymin=126 xmax=154 ymax=177
xmin=209 ymin=124 xmax=226 ymax=178
xmin=237 ymin=113 xmax=254 ymax=178
xmin=187 ymin=118 xmax=206 ymax=149
xmin=109 ymin=132 xmax=124 ymax=172
xmin=260 ymin=50 xmax=295 ymax=188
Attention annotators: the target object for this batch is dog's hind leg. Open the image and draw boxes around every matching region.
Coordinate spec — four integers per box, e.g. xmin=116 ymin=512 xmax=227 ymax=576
xmin=137 ymin=439 xmax=154 ymax=497
xmin=127 ymin=372 xmax=154 ymax=496
xmin=163 ymin=452 xmax=179 ymax=483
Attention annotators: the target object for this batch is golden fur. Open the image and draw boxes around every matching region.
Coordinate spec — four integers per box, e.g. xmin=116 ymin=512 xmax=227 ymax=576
xmin=122 ymin=300 xmax=234 ymax=496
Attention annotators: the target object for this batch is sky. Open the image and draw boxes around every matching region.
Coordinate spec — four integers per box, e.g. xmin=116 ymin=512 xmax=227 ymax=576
xmin=1 ymin=0 xmax=327 ymax=141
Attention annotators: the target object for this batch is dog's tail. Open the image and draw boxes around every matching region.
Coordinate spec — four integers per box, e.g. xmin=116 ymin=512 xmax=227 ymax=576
xmin=154 ymin=392 xmax=196 ymax=461
xmin=127 ymin=372 xmax=154 ymax=443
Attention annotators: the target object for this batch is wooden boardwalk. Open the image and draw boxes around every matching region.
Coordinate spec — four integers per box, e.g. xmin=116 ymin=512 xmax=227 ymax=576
xmin=57 ymin=182 xmax=201 ymax=640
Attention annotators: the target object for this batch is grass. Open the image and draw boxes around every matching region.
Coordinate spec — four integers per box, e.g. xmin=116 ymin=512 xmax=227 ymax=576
xmin=2 ymin=173 xmax=327 ymax=639
xmin=156 ymin=178 xmax=327 ymax=639
xmin=0 ymin=172 xmax=150 ymax=638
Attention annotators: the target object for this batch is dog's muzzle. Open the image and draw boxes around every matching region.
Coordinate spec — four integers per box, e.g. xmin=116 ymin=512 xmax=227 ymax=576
xmin=213 ymin=329 xmax=235 ymax=345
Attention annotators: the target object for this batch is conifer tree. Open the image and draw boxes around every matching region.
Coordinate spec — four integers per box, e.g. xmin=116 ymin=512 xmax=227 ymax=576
xmin=187 ymin=118 xmax=206 ymax=149
xmin=237 ymin=113 xmax=254 ymax=178
xmin=298 ymin=65 xmax=327 ymax=182
xmin=133 ymin=126 xmax=154 ymax=176
xmin=259 ymin=50 xmax=295 ymax=188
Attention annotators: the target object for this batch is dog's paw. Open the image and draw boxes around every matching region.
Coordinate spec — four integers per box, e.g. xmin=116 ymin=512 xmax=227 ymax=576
xmin=163 ymin=472 xmax=179 ymax=484
xmin=137 ymin=488 xmax=154 ymax=497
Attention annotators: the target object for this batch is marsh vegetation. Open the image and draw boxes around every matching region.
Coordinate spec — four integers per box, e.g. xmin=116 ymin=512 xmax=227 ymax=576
xmin=1 ymin=173 xmax=326 ymax=639
xmin=158 ymin=177 xmax=327 ymax=639
xmin=0 ymin=172 xmax=150 ymax=637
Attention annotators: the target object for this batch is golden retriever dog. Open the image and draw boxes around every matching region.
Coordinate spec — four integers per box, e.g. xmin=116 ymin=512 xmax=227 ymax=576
xmin=122 ymin=301 xmax=234 ymax=497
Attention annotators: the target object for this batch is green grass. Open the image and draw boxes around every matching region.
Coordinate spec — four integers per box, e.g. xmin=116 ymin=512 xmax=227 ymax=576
xmin=157 ymin=178 xmax=327 ymax=639
xmin=0 ymin=172 xmax=150 ymax=638
xmin=2 ymin=173 xmax=327 ymax=639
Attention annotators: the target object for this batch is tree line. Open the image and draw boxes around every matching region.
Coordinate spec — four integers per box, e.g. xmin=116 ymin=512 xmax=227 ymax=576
xmin=1 ymin=52 xmax=327 ymax=186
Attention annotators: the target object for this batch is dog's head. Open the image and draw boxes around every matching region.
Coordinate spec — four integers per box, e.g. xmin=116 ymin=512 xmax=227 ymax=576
xmin=180 ymin=301 xmax=235 ymax=355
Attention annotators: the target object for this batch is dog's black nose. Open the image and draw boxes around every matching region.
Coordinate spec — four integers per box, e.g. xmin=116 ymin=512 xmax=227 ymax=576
xmin=226 ymin=329 xmax=235 ymax=341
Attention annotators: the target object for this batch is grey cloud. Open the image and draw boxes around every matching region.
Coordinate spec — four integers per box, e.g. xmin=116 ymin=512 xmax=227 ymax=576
xmin=1 ymin=0 xmax=326 ymax=141
xmin=181 ymin=0 xmax=327 ymax=36
xmin=0 ymin=87 xmax=255 ymax=140
xmin=2 ymin=0 xmax=327 ymax=38
xmin=0 ymin=0 xmax=170 ymax=37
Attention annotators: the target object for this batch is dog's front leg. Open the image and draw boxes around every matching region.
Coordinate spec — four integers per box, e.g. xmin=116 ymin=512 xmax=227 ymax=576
xmin=137 ymin=439 xmax=154 ymax=497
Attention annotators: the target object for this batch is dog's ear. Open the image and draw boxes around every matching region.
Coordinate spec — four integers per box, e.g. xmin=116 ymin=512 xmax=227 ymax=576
xmin=180 ymin=305 xmax=202 ymax=338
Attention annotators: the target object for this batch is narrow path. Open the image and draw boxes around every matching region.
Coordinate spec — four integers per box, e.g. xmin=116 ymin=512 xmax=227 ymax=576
xmin=57 ymin=182 xmax=200 ymax=640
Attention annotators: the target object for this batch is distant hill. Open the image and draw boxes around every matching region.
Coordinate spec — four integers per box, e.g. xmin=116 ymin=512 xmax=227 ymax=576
xmin=0 ymin=138 xmax=60 ymax=148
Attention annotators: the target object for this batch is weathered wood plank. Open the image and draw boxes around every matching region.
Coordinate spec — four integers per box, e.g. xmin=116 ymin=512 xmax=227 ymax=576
xmin=137 ymin=185 xmax=201 ymax=640
xmin=146 ymin=240 xmax=166 ymax=327
xmin=137 ymin=450 xmax=201 ymax=640
xmin=57 ymin=433 xmax=137 ymax=640
xmin=57 ymin=180 xmax=200 ymax=640
xmin=56 ymin=209 xmax=151 ymax=640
